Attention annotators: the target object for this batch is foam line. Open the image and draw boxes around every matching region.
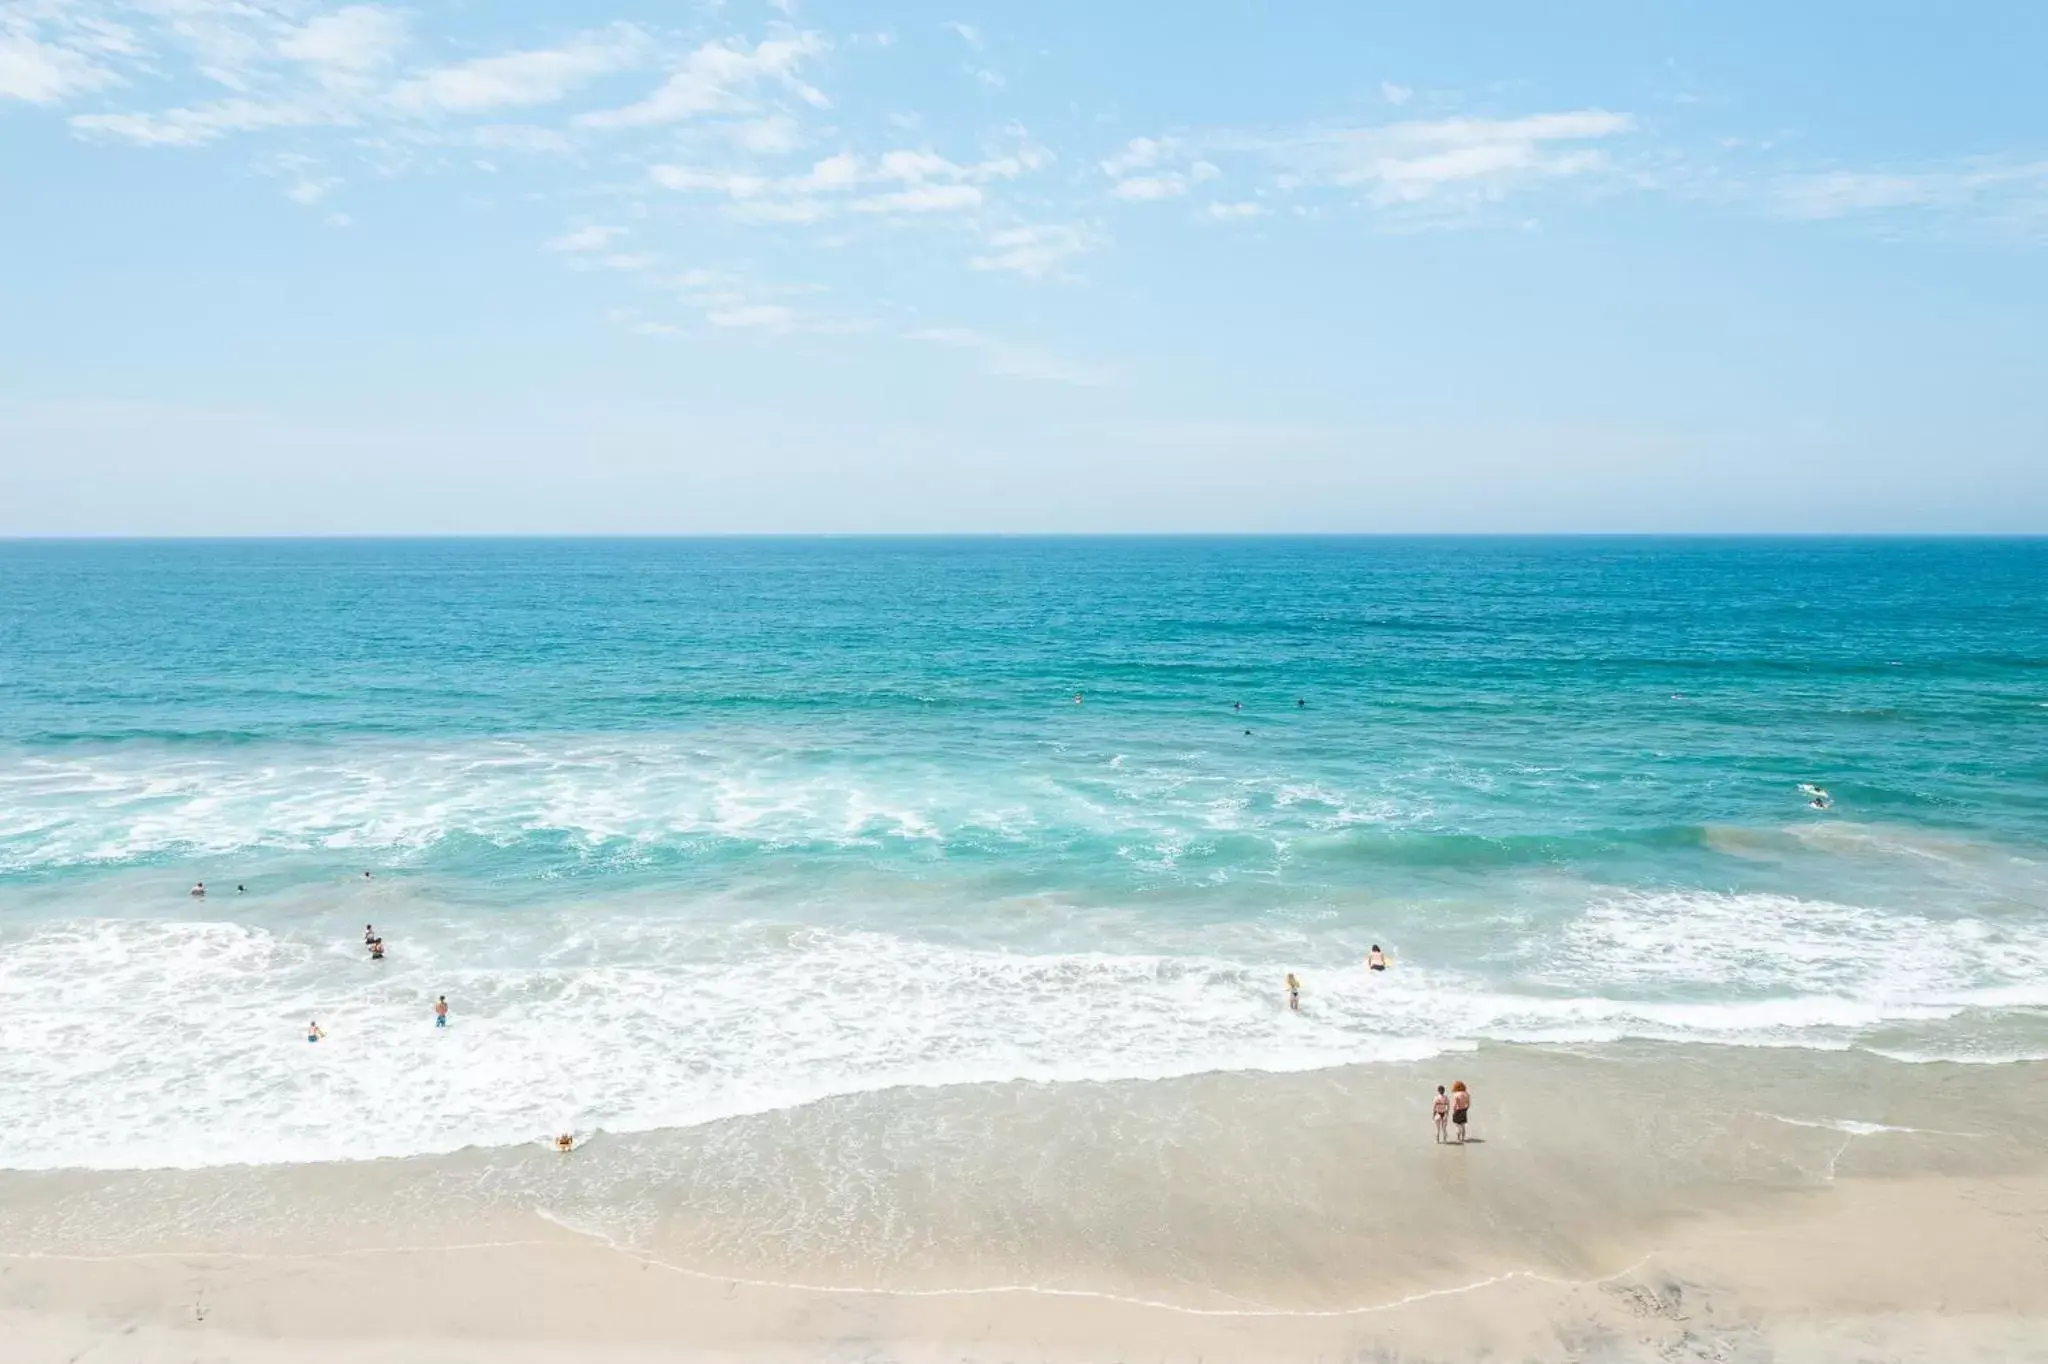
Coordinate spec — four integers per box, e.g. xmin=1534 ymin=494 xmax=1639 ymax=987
xmin=0 ymin=1223 xmax=1657 ymax=1320
xmin=1759 ymin=1113 xmax=1981 ymax=1139
xmin=530 ymin=1206 xmax=1657 ymax=1319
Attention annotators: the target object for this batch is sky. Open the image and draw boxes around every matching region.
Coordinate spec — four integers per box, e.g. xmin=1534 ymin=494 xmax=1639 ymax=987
xmin=3 ymin=1 xmax=2045 ymax=535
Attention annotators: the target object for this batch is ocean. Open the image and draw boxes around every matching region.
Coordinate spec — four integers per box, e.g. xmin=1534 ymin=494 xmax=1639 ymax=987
xmin=2 ymin=536 xmax=2045 ymax=1175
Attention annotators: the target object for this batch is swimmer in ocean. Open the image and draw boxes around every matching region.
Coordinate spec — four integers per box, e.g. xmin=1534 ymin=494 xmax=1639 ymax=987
xmin=1297 ymin=698 xmax=1306 ymax=708
xmin=555 ymin=1133 xmax=575 ymax=1152
xmin=434 ymin=995 xmax=449 ymax=1028
xmin=1286 ymin=973 xmax=1301 ymax=1011
xmin=369 ymin=936 xmax=385 ymax=961
xmin=190 ymin=882 xmax=205 ymax=898
xmin=1368 ymin=945 xmax=1388 ymax=972
xmin=364 ymin=924 xmax=377 ymax=946
xmin=307 ymin=1021 xmax=325 ymax=1043
xmin=1074 ymin=691 xmax=1083 ymax=704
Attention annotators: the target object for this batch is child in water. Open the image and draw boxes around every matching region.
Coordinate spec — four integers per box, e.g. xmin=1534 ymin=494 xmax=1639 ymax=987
xmin=307 ymin=1021 xmax=325 ymax=1043
xmin=1285 ymin=973 xmax=1301 ymax=1011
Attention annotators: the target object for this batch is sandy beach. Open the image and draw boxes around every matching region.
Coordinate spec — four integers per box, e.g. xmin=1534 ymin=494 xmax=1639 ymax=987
xmin=5 ymin=1043 xmax=2045 ymax=1362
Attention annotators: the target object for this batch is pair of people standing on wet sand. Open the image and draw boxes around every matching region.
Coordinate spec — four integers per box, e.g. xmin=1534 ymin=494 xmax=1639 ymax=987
xmin=1432 ymin=1081 xmax=1472 ymax=1143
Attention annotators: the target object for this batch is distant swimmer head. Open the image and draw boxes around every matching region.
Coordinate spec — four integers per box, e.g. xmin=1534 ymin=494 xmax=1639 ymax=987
xmin=190 ymin=882 xmax=204 ymax=896
xmin=1297 ymin=698 xmax=1306 ymax=707
xmin=236 ymin=884 xmax=246 ymax=893
xmin=1073 ymin=692 xmax=1083 ymax=704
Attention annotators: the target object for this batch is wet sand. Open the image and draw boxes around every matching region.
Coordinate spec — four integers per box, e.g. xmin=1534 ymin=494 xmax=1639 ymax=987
xmin=4 ymin=1043 xmax=2045 ymax=1361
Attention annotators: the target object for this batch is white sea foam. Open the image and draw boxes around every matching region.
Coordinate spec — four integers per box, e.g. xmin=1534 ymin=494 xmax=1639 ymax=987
xmin=4 ymin=885 xmax=2047 ymax=1172
xmin=0 ymin=738 xmax=1391 ymax=871
xmin=1760 ymin=1114 xmax=1966 ymax=1137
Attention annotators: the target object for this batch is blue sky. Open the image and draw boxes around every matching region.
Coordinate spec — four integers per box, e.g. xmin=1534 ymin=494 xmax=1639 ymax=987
xmin=3 ymin=1 xmax=2045 ymax=534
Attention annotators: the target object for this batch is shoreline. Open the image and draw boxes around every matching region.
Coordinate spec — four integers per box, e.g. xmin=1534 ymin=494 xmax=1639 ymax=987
xmin=4 ymin=1042 xmax=2047 ymax=1360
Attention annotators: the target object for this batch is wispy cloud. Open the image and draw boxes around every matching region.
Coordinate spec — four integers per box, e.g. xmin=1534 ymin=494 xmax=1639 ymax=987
xmin=64 ymin=15 xmax=652 ymax=146
xmin=1767 ymin=159 xmax=2048 ymax=226
xmin=255 ymin=151 xmax=340 ymax=208
xmin=1099 ymin=137 xmax=1224 ymax=203
xmin=0 ymin=29 xmax=121 ymax=104
xmin=1110 ymin=162 xmax=1219 ymax=201
xmin=649 ymin=133 xmax=1050 ymax=227
xmin=968 ymin=223 xmax=1099 ymax=278
xmin=1245 ymin=110 xmax=1635 ymax=204
xmin=1100 ymin=135 xmax=1173 ymax=177
xmin=278 ymin=6 xmax=409 ymax=74
xmin=576 ymin=31 xmax=826 ymax=128
xmin=391 ymin=25 xmax=649 ymax=115
xmin=73 ymin=96 xmax=341 ymax=147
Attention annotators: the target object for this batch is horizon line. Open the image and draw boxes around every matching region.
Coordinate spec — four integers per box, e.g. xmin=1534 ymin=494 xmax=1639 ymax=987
xmin=2 ymin=531 xmax=2045 ymax=544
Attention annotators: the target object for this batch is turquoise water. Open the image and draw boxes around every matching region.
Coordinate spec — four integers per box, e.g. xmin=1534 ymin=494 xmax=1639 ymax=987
xmin=2 ymin=537 xmax=2044 ymax=1169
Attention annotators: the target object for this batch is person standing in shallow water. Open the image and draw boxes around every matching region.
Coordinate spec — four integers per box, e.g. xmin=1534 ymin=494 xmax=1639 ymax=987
xmin=1285 ymin=973 xmax=1300 ymax=1011
xmin=1432 ymin=1085 xmax=1450 ymax=1144
xmin=1450 ymin=1080 xmax=1471 ymax=1143
xmin=434 ymin=995 xmax=449 ymax=1028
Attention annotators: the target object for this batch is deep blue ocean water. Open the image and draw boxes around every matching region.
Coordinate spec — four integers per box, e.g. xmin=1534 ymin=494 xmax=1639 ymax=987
xmin=2 ymin=537 xmax=2044 ymax=1169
